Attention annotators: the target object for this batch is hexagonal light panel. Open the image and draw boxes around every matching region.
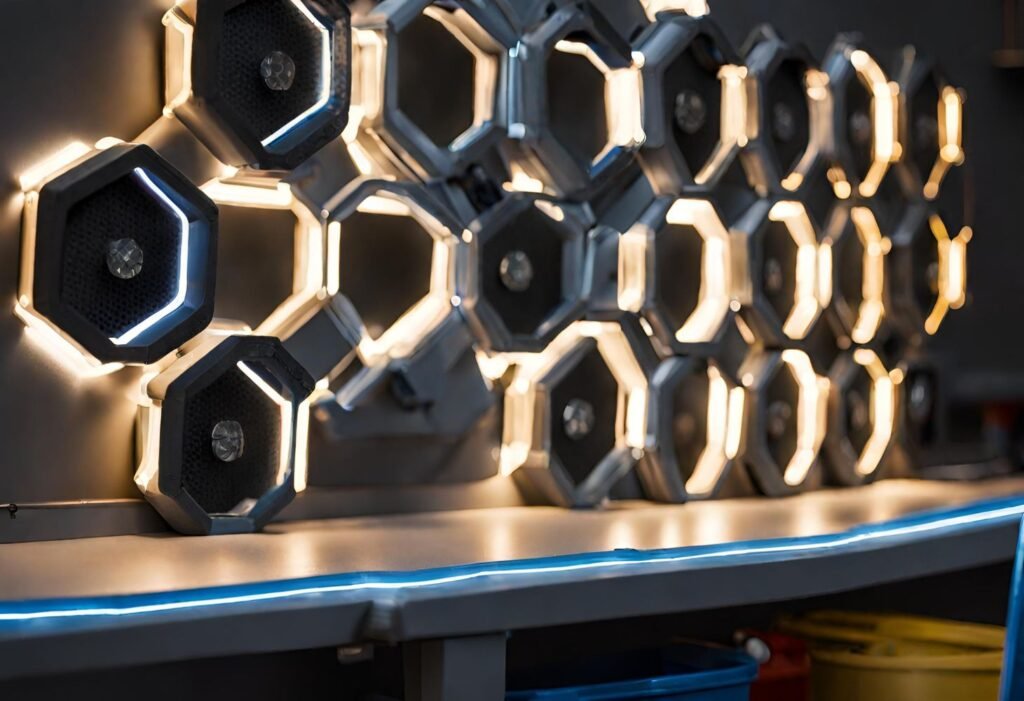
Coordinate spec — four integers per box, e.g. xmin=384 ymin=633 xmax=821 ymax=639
xmin=502 ymin=320 xmax=650 ymax=507
xmin=201 ymin=175 xmax=327 ymax=337
xmin=824 ymin=36 xmax=901 ymax=198
xmin=618 ymin=197 xmax=732 ymax=353
xmin=17 ymin=142 xmax=217 ymax=372
xmin=462 ymin=194 xmax=586 ymax=352
xmin=323 ymin=179 xmax=460 ymax=366
xmin=635 ymin=13 xmax=749 ymax=195
xmin=165 ymin=0 xmax=351 ymax=170
xmin=135 ymin=335 xmax=314 ymax=534
xmin=895 ymin=48 xmax=964 ymax=200
xmin=637 ymin=356 xmax=744 ymax=502
xmin=888 ymin=205 xmax=970 ymax=338
xmin=738 ymin=348 xmax=829 ymax=496
xmin=347 ymin=0 xmax=512 ymax=180
xmin=744 ymin=30 xmax=831 ymax=195
xmin=822 ymin=348 xmax=897 ymax=485
xmin=733 ymin=200 xmax=830 ymax=345
xmin=820 ymin=204 xmax=888 ymax=345
xmin=506 ymin=5 xmax=642 ymax=196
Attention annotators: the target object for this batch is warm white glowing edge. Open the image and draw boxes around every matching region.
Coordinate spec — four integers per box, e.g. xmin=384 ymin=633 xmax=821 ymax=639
xmin=769 ymin=202 xmax=825 ymax=341
xmin=853 ymin=349 xmax=895 ymax=477
xmin=500 ymin=322 xmax=648 ymax=477
xmin=261 ymin=0 xmax=333 ymax=147
xmin=780 ymin=349 xmax=829 ymax=487
xmin=237 ymin=361 xmax=294 ymax=487
xmin=110 ymin=168 xmax=191 ymax=346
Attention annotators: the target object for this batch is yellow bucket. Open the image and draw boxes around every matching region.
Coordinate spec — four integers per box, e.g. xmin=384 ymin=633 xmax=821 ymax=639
xmin=778 ymin=611 xmax=1005 ymax=701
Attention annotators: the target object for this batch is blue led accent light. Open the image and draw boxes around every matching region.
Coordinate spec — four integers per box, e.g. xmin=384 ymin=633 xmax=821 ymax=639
xmin=1 ymin=495 xmax=1023 ymax=633
xmin=1000 ymin=516 xmax=1024 ymax=701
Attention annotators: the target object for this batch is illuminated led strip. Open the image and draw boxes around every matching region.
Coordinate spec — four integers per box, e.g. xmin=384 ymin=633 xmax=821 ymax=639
xmin=780 ymin=349 xmax=829 ymax=487
xmin=260 ymin=0 xmax=333 ymax=147
xmin=849 ymin=49 xmax=900 ymax=198
xmin=768 ymin=202 xmax=826 ymax=341
xmin=848 ymin=207 xmax=888 ymax=344
xmin=237 ymin=361 xmax=295 ymax=486
xmin=684 ymin=366 xmax=742 ymax=497
xmin=110 ymin=168 xmax=190 ymax=347
xmin=2 ymin=495 xmax=1023 ymax=623
xmin=852 ymin=349 xmax=895 ymax=477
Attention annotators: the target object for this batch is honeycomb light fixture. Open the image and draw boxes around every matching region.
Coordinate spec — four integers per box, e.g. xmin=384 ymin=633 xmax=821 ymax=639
xmin=17 ymin=141 xmax=218 ymax=369
xmin=501 ymin=320 xmax=651 ymax=507
xmin=201 ymin=175 xmax=328 ymax=338
xmin=824 ymin=37 xmax=901 ymax=199
xmin=617 ymin=197 xmax=733 ymax=352
xmin=346 ymin=0 xmax=513 ymax=180
xmin=7 ymin=1 xmax=976 ymax=534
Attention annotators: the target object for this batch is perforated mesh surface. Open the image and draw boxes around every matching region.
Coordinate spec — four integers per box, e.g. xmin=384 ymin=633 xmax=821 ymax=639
xmin=761 ymin=220 xmax=799 ymax=326
xmin=768 ymin=59 xmax=811 ymax=176
xmin=481 ymin=207 xmax=566 ymax=337
xmin=663 ymin=36 xmax=723 ymax=174
xmin=670 ymin=370 xmax=710 ymax=481
xmin=218 ymin=0 xmax=323 ymax=142
xmin=550 ymin=346 xmax=619 ymax=487
xmin=180 ymin=365 xmax=283 ymax=514
xmin=60 ymin=173 xmax=182 ymax=338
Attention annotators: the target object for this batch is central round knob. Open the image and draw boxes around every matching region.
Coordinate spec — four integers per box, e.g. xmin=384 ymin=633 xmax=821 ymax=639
xmin=849 ymin=110 xmax=872 ymax=147
xmin=674 ymin=90 xmax=708 ymax=135
xmin=764 ymin=258 xmax=785 ymax=294
xmin=772 ymin=102 xmax=797 ymax=143
xmin=261 ymin=51 xmax=296 ymax=92
xmin=847 ymin=389 xmax=869 ymax=431
xmin=563 ymin=399 xmax=596 ymax=441
xmin=106 ymin=238 xmax=144 ymax=280
xmin=499 ymin=250 xmax=534 ymax=292
xmin=211 ymin=420 xmax=245 ymax=463
xmin=766 ymin=400 xmax=793 ymax=440
xmin=908 ymin=376 xmax=932 ymax=423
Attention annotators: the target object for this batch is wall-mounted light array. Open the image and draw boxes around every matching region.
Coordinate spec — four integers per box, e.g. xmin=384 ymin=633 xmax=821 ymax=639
xmin=13 ymin=0 xmax=971 ymax=533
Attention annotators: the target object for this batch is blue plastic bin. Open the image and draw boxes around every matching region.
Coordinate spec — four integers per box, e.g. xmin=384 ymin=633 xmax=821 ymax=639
xmin=506 ymin=643 xmax=758 ymax=700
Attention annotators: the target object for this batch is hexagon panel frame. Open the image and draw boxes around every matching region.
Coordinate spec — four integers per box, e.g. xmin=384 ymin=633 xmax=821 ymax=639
xmin=461 ymin=193 xmax=587 ymax=352
xmin=505 ymin=4 xmax=641 ymax=197
xmin=18 ymin=142 xmax=218 ymax=368
xmin=501 ymin=319 xmax=652 ymax=507
xmin=347 ymin=0 xmax=515 ymax=180
xmin=135 ymin=334 xmax=315 ymax=535
xmin=637 ymin=355 xmax=744 ymax=502
xmin=164 ymin=0 xmax=352 ymax=170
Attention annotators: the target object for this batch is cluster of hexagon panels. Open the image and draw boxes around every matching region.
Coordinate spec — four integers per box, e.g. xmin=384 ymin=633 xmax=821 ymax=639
xmin=15 ymin=0 xmax=970 ymax=534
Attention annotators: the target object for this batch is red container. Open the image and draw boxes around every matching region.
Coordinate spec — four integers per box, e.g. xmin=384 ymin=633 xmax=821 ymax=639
xmin=736 ymin=630 xmax=811 ymax=701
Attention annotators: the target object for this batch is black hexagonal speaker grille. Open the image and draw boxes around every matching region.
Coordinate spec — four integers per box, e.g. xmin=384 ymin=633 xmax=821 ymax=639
xmin=481 ymin=207 xmax=565 ymax=336
xmin=180 ymin=365 xmax=283 ymax=514
xmin=218 ymin=0 xmax=323 ymax=142
xmin=60 ymin=173 xmax=182 ymax=338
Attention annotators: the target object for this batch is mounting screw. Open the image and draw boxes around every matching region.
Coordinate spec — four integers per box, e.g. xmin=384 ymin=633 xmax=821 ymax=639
xmin=499 ymin=250 xmax=534 ymax=292
xmin=764 ymin=258 xmax=785 ymax=294
xmin=211 ymin=420 xmax=245 ymax=463
xmin=772 ymin=102 xmax=797 ymax=143
xmin=766 ymin=400 xmax=792 ymax=439
xmin=261 ymin=51 xmax=296 ymax=92
xmin=674 ymin=90 xmax=708 ymax=135
xmin=106 ymin=238 xmax=144 ymax=280
xmin=563 ymin=398 xmax=596 ymax=440
xmin=849 ymin=110 xmax=872 ymax=147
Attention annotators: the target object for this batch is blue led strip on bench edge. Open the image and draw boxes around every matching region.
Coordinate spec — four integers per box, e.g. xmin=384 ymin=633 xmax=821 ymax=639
xmin=1 ymin=493 xmax=1023 ymax=630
